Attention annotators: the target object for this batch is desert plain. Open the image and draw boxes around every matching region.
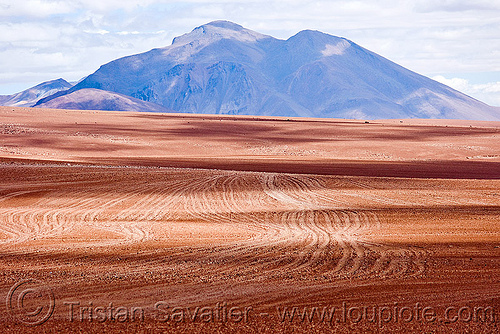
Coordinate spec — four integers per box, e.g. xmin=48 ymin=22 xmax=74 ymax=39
xmin=0 ymin=106 xmax=499 ymax=333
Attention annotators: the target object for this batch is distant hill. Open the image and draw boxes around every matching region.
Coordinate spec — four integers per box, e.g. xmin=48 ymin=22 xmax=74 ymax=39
xmin=35 ymin=88 xmax=174 ymax=112
xmin=0 ymin=78 xmax=73 ymax=107
xmin=30 ymin=21 xmax=500 ymax=120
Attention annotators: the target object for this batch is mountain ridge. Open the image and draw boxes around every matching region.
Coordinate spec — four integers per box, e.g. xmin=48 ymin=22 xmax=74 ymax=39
xmin=0 ymin=78 xmax=73 ymax=107
xmin=35 ymin=88 xmax=175 ymax=113
xmin=25 ymin=21 xmax=500 ymax=120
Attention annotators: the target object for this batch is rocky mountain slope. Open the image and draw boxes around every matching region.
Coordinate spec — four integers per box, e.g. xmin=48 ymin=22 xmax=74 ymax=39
xmin=35 ymin=88 xmax=174 ymax=112
xmin=0 ymin=78 xmax=73 ymax=107
xmin=30 ymin=21 xmax=500 ymax=120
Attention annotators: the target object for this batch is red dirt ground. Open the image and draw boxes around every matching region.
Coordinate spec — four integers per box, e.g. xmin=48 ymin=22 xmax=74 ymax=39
xmin=0 ymin=106 xmax=499 ymax=333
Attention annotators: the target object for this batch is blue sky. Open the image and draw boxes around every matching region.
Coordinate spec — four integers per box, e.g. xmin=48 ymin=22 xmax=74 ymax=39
xmin=1 ymin=0 xmax=499 ymax=105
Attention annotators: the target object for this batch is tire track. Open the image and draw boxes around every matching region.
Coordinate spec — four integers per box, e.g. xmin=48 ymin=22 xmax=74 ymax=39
xmin=0 ymin=167 xmax=432 ymax=280
xmin=256 ymin=173 xmax=427 ymax=279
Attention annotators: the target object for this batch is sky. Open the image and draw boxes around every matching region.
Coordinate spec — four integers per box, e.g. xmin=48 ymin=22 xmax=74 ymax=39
xmin=1 ymin=0 xmax=499 ymax=106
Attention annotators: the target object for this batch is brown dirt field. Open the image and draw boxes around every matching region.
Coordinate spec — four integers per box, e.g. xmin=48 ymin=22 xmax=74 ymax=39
xmin=0 ymin=106 xmax=499 ymax=333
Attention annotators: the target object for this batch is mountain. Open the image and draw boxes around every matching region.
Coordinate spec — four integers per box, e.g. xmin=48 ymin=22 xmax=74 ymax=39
xmin=35 ymin=88 xmax=174 ymax=112
xmin=0 ymin=78 xmax=73 ymax=107
xmin=36 ymin=21 xmax=500 ymax=120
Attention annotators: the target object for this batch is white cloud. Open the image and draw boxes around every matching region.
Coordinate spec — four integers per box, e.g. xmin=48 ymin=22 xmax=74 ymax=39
xmin=433 ymin=75 xmax=500 ymax=106
xmin=0 ymin=0 xmax=75 ymax=17
xmin=414 ymin=0 xmax=499 ymax=13
xmin=0 ymin=22 xmax=64 ymax=43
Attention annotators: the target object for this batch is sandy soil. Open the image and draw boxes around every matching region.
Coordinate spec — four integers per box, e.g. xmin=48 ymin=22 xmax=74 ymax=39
xmin=0 ymin=106 xmax=499 ymax=333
